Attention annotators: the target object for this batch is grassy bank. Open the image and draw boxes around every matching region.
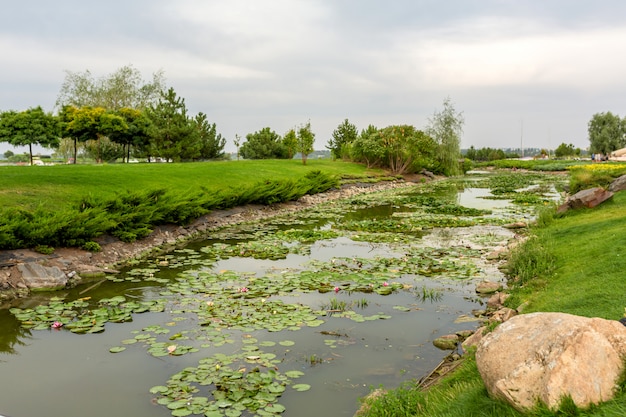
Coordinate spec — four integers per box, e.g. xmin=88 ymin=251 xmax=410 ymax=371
xmin=359 ymin=184 xmax=626 ymax=416
xmin=0 ymin=159 xmax=382 ymax=210
xmin=0 ymin=160 xmax=386 ymax=250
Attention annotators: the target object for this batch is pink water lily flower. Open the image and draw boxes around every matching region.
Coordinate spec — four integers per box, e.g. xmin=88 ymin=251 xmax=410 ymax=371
xmin=167 ymin=345 xmax=177 ymax=354
xmin=382 ymin=281 xmax=389 ymax=287
xmin=239 ymin=287 xmax=249 ymax=293
xmin=51 ymin=321 xmax=63 ymax=329
xmin=334 ymin=286 xmax=340 ymax=293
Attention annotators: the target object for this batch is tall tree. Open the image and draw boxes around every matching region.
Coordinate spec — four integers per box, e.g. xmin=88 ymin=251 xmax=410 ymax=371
xmin=350 ymin=125 xmax=382 ymax=168
xmin=146 ymin=87 xmax=196 ymax=162
xmin=296 ymin=121 xmax=315 ymax=165
xmin=588 ymin=112 xmax=626 ymax=155
xmin=327 ymin=119 xmax=358 ymax=159
xmin=108 ymin=108 xmax=152 ymax=162
xmin=282 ymin=129 xmax=298 ymax=159
xmin=0 ymin=107 xmax=60 ymax=165
xmin=192 ymin=112 xmax=226 ymax=160
xmin=56 ymin=65 xmax=166 ymax=110
xmin=426 ymin=97 xmax=464 ymax=176
xmin=240 ymin=127 xmax=287 ymax=159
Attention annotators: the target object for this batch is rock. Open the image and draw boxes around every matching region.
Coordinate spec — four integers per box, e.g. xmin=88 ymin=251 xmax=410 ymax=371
xmin=503 ymin=222 xmax=527 ymax=229
xmin=557 ymin=187 xmax=614 ymax=213
xmin=487 ymin=292 xmax=510 ymax=309
xmin=609 ymin=174 xmax=626 ymax=192
xmin=17 ymin=262 xmax=68 ymax=291
xmin=476 ymin=312 xmax=626 ymax=411
xmin=475 ymin=281 xmax=502 ymax=295
xmin=489 ymin=307 xmax=517 ymax=323
xmin=433 ymin=334 xmax=460 ymax=350
xmin=455 ymin=329 xmax=474 ymax=339
xmin=461 ymin=327 xmax=486 ymax=350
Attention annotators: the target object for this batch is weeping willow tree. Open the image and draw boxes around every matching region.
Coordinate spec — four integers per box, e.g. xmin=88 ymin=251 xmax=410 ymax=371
xmin=426 ymin=97 xmax=464 ymax=176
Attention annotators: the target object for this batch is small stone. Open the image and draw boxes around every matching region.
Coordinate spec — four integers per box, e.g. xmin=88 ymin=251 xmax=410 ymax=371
xmin=433 ymin=334 xmax=460 ymax=350
xmin=476 ymin=281 xmax=502 ymax=295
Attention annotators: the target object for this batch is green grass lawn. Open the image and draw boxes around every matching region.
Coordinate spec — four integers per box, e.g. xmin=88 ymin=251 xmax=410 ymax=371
xmin=0 ymin=159 xmax=382 ymax=210
xmin=360 ymin=187 xmax=626 ymax=417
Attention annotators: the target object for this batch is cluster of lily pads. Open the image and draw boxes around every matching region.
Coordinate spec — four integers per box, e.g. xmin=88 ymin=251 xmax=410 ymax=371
xmin=9 ymin=296 xmax=165 ymax=333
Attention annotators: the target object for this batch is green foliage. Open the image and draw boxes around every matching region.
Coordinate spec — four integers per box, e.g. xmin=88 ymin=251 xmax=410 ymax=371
xmin=55 ymin=65 xmax=165 ymax=110
xmin=0 ymin=164 xmax=341 ymax=249
xmin=82 ymin=241 xmax=102 ymax=252
xmin=328 ymin=118 xmax=358 ymax=159
xmin=554 ymin=142 xmax=581 ymax=158
xmin=146 ymin=87 xmax=198 ymax=162
xmin=506 ymin=236 xmax=556 ymax=285
xmin=191 ymin=112 xmax=226 ymax=160
xmin=588 ymin=111 xmax=626 ymax=155
xmin=296 ymin=121 xmax=315 ymax=165
xmin=0 ymin=107 xmax=61 ymax=164
xmin=240 ymin=127 xmax=288 ymax=159
xmin=426 ymin=97 xmax=464 ymax=176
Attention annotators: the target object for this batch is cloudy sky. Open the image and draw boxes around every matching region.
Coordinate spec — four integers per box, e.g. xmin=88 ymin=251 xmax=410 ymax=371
xmin=2 ymin=0 xmax=626 ymax=154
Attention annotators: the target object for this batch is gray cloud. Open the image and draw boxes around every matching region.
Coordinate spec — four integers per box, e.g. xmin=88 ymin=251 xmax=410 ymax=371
xmin=2 ymin=0 xmax=626 ymax=155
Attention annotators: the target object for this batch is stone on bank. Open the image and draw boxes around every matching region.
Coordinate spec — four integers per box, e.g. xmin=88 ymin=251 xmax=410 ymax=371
xmin=475 ymin=312 xmax=626 ymax=411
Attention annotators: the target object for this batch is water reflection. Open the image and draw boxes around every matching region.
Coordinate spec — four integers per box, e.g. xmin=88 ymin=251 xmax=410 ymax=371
xmin=0 ymin=310 xmax=31 ymax=355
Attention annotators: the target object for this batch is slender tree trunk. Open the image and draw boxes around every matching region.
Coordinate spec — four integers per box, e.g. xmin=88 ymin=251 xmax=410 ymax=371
xmin=73 ymin=138 xmax=77 ymax=164
xmin=29 ymin=143 xmax=33 ymax=166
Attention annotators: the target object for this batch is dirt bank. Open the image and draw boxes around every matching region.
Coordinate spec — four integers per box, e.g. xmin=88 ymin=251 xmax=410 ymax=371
xmin=0 ymin=178 xmax=424 ymax=304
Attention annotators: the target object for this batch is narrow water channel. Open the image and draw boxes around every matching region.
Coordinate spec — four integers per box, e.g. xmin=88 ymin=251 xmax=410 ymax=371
xmin=0 ymin=176 xmax=548 ymax=417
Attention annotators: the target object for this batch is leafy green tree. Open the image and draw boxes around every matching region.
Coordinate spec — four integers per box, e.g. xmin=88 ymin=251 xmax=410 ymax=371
xmin=588 ymin=112 xmax=625 ymax=155
xmin=378 ymin=125 xmax=435 ymax=174
xmin=108 ymin=108 xmax=152 ymax=162
xmin=426 ymin=97 xmax=464 ymax=176
xmin=240 ymin=127 xmax=287 ymax=159
xmin=554 ymin=142 xmax=578 ymax=158
xmin=327 ymin=119 xmax=358 ymax=159
xmin=350 ymin=125 xmax=382 ymax=168
xmin=3 ymin=150 xmax=14 ymax=159
xmin=146 ymin=88 xmax=197 ymax=162
xmin=283 ymin=129 xmax=298 ymax=159
xmin=296 ymin=121 xmax=315 ymax=165
xmin=60 ymin=106 xmax=127 ymax=163
xmin=84 ymin=136 xmax=124 ymax=162
xmin=192 ymin=112 xmax=226 ymax=160
xmin=56 ymin=65 xmax=166 ymax=110
xmin=0 ymin=107 xmax=60 ymax=165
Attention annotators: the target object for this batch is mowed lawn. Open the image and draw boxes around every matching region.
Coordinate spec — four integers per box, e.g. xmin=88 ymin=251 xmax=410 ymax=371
xmin=0 ymin=159 xmax=383 ymax=211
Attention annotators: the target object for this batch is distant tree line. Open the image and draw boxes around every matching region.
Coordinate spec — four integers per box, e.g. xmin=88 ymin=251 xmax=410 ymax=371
xmin=0 ymin=66 xmax=466 ymax=175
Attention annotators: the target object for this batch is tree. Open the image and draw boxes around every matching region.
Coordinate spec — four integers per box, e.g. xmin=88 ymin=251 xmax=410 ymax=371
xmin=234 ymin=134 xmax=241 ymax=160
xmin=192 ymin=113 xmax=226 ymax=160
xmin=0 ymin=107 xmax=60 ymax=165
xmin=296 ymin=122 xmax=315 ymax=165
xmin=327 ymin=119 xmax=358 ymax=159
xmin=350 ymin=125 xmax=383 ymax=168
xmin=108 ymin=108 xmax=152 ymax=162
xmin=56 ymin=65 xmax=166 ymax=110
xmin=554 ymin=142 xmax=578 ymax=158
xmin=60 ymin=106 xmax=127 ymax=163
xmin=282 ymin=129 xmax=298 ymax=159
xmin=240 ymin=127 xmax=287 ymax=159
xmin=426 ymin=97 xmax=464 ymax=176
xmin=146 ymin=88 xmax=197 ymax=162
xmin=588 ymin=112 xmax=625 ymax=155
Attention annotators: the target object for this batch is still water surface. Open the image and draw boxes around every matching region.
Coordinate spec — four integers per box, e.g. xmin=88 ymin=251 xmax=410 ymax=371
xmin=0 ymin=184 xmax=520 ymax=417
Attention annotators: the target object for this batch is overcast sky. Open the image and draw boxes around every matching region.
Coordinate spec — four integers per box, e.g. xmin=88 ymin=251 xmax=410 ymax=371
xmin=2 ymin=0 xmax=626 ymax=154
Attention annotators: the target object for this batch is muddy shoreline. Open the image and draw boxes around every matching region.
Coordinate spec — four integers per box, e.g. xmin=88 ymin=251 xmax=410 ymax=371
xmin=0 ymin=178 xmax=423 ymax=304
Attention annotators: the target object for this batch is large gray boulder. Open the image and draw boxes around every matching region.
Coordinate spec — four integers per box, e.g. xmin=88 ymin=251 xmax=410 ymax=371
xmin=476 ymin=312 xmax=626 ymax=411
xmin=609 ymin=174 xmax=626 ymax=192
xmin=17 ymin=262 xmax=68 ymax=291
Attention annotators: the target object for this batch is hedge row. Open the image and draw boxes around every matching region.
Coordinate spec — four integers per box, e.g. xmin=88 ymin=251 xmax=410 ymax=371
xmin=0 ymin=170 xmax=339 ymax=250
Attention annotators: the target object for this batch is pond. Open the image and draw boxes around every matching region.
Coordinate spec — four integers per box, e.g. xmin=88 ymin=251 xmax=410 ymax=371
xmin=0 ymin=173 xmax=560 ymax=417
